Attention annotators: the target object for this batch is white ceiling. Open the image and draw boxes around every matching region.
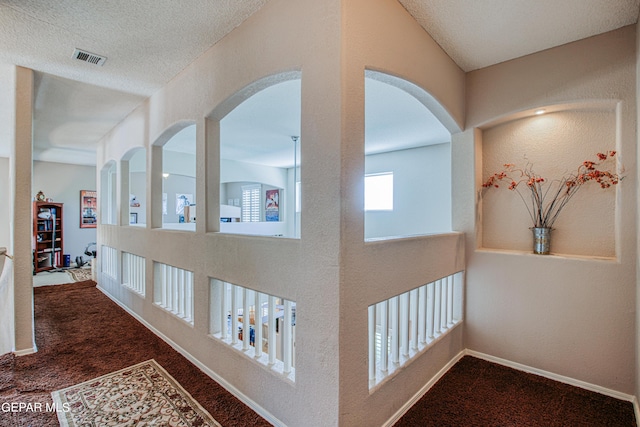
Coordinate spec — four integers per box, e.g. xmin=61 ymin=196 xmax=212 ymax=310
xmin=0 ymin=0 xmax=638 ymax=166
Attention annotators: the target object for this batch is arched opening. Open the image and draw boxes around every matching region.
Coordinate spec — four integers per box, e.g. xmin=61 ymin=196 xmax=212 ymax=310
xmin=100 ymin=161 xmax=117 ymax=225
xmin=122 ymin=147 xmax=146 ymax=226
xmin=217 ymin=76 xmax=301 ymax=238
xmin=364 ymin=72 xmax=452 ymax=240
xmin=152 ymin=124 xmax=197 ymax=231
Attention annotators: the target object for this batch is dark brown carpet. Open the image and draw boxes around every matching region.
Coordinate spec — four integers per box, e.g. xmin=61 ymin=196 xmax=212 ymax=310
xmin=395 ymin=355 xmax=636 ymax=427
xmin=0 ymin=280 xmax=271 ymax=427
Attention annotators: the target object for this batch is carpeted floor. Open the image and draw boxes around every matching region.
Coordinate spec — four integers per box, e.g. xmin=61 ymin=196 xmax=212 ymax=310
xmin=1 ymin=280 xmax=636 ymax=426
xmin=0 ymin=280 xmax=271 ymax=427
xmin=395 ymin=355 xmax=636 ymax=426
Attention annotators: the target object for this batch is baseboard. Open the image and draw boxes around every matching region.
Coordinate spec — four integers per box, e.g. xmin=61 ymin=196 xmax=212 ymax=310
xmin=465 ymin=349 xmax=636 ymax=403
xmin=97 ymin=285 xmax=286 ymax=427
xmin=13 ymin=346 xmax=37 ymax=357
xmin=382 ymin=349 xmax=466 ymax=427
xmin=633 ymin=396 xmax=640 ymax=426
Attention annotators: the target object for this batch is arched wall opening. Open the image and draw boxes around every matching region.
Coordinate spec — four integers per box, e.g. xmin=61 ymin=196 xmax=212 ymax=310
xmin=100 ymin=161 xmax=117 ymax=225
xmin=364 ymin=71 xmax=453 ymax=240
xmin=151 ymin=122 xmax=197 ymax=231
xmin=121 ymin=147 xmax=146 ymax=227
xmin=210 ymin=72 xmax=302 ymax=238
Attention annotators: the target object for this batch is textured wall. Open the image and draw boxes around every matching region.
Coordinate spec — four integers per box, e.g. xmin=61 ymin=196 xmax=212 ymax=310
xmin=0 ymin=158 xmax=10 ymax=248
xmin=338 ymin=0 xmax=465 ymax=424
xmin=96 ymin=0 xmax=342 ymax=425
xmin=95 ymin=0 xmax=467 ymax=424
xmin=636 ymin=14 xmax=640 ymax=408
xmin=459 ymin=25 xmax=636 ymax=395
xmin=481 ymin=109 xmax=617 ymax=257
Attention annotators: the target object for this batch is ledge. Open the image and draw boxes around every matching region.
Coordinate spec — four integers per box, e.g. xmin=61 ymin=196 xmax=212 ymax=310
xmin=476 ymin=247 xmax=617 ymax=263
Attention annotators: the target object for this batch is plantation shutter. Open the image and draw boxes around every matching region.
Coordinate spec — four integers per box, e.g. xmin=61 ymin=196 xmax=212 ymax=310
xmin=241 ymin=184 xmax=261 ymax=222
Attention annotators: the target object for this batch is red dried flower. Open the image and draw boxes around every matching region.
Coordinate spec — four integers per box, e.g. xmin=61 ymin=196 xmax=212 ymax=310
xmin=482 ymin=150 xmax=622 ymax=228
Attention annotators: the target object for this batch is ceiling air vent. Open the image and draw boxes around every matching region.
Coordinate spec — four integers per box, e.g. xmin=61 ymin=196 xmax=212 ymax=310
xmin=72 ymin=48 xmax=107 ymax=66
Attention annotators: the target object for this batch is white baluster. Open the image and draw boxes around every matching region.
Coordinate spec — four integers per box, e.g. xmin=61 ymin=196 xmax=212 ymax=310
xmin=400 ymin=292 xmax=409 ymax=357
xmin=186 ymin=271 xmax=193 ymax=322
xmin=368 ymin=304 xmax=376 ymax=381
xmin=441 ymin=276 xmax=448 ymax=331
xmin=231 ymin=285 xmax=239 ymax=345
xmin=447 ymin=275 xmax=454 ymax=325
xmin=283 ymin=300 xmax=293 ymax=373
xmin=435 ymin=280 xmax=442 ymax=334
xmin=255 ymin=292 xmax=263 ymax=357
xmin=380 ymin=300 xmax=388 ymax=372
xmin=243 ymin=288 xmax=250 ymax=350
xmin=220 ymin=282 xmax=228 ymax=340
xmin=178 ymin=269 xmax=185 ymax=318
xmin=268 ymin=295 xmax=276 ymax=365
xmin=418 ymin=285 xmax=426 ymax=344
xmin=390 ymin=296 xmax=399 ymax=364
xmin=162 ymin=264 xmax=168 ymax=308
xmin=410 ymin=289 xmax=418 ymax=350
xmin=428 ymin=282 xmax=435 ymax=339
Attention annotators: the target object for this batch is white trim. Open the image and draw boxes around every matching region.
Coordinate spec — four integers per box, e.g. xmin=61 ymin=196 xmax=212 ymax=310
xmin=381 ymin=349 xmax=466 ymax=427
xmin=633 ymin=396 xmax=639 ymax=426
xmin=13 ymin=347 xmax=37 ymax=356
xmin=466 ymin=350 xmax=636 ymax=403
xmin=96 ymin=285 xmax=285 ymax=427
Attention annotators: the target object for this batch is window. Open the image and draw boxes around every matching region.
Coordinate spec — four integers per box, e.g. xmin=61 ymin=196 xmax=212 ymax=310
xmin=242 ymin=184 xmax=261 ymax=222
xmin=365 ymin=173 xmax=393 ymax=211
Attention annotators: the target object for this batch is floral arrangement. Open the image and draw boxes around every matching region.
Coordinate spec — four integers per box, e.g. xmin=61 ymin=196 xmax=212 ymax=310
xmin=482 ymin=151 xmax=622 ymax=229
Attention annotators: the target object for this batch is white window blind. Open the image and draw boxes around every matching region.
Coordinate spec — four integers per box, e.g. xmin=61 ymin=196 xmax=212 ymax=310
xmin=242 ymin=185 xmax=261 ymax=222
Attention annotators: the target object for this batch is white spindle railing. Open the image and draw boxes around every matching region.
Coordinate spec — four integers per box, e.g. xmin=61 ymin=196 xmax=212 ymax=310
xmin=154 ymin=262 xmax=194 ymax=324
xmin=369 ymin=271 xmax=464 ymax=388
xmin=101 ymin=245 xmax=118 ymax=280
xmin=210 ymin=279 xmax=296 ymax=381
xmin=122 ymin=252 xmax=145 ymax=296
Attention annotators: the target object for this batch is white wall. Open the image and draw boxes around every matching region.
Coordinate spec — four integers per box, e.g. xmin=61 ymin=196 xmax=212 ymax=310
xmin=163 ymin=149 xmax=195 ymax=177
xmin=365 ymin=144 xmax=451 ymax=239
xmin=457 ymin=25 xmax=636 ymax=395
xmin=221 ymin=158 xmax=287 ymax=188
xmin=0 ymin=157 xmax=10 ymax=248
xmin=33 ymin=161 xmax=97 ymax=262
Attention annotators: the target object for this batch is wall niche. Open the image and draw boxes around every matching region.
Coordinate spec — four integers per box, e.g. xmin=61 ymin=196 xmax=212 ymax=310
xmin=480 ymin=103 xmax=619 ymax=258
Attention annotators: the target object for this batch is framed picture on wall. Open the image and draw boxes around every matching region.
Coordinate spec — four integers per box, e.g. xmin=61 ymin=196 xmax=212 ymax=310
xmin=80 ymin=190 xmax=97 ymax=228
xmin=265 ymin=189 xmax=280 ymax=222
xmin=129 ymin=212 xmax=138 ymax=224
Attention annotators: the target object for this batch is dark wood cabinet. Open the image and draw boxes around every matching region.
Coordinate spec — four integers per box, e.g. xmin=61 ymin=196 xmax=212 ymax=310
xmin=33 ymin=202 xmax=64 ymax=273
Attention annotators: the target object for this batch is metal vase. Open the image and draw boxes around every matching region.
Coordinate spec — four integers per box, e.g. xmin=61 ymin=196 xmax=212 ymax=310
xmin=531 ymin=227 xmax=552 ymax=255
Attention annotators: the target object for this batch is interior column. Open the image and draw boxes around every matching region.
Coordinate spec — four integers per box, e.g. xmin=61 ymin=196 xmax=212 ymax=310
xmin=12 ymin=65 xmax=35 ymax=355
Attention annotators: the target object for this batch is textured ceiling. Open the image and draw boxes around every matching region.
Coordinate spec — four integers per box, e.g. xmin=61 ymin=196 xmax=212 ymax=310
xmin=0 ymin=0 xmax=638 ymax=165
xmin=399 ymin=0 xmax=640 ymax=71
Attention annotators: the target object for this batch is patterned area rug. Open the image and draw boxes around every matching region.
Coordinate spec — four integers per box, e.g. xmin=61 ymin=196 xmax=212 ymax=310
xmin=67 ymin=267 xmax=92 ymax=282
xmin=52 ymin=359 xmax=221 ymax=427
